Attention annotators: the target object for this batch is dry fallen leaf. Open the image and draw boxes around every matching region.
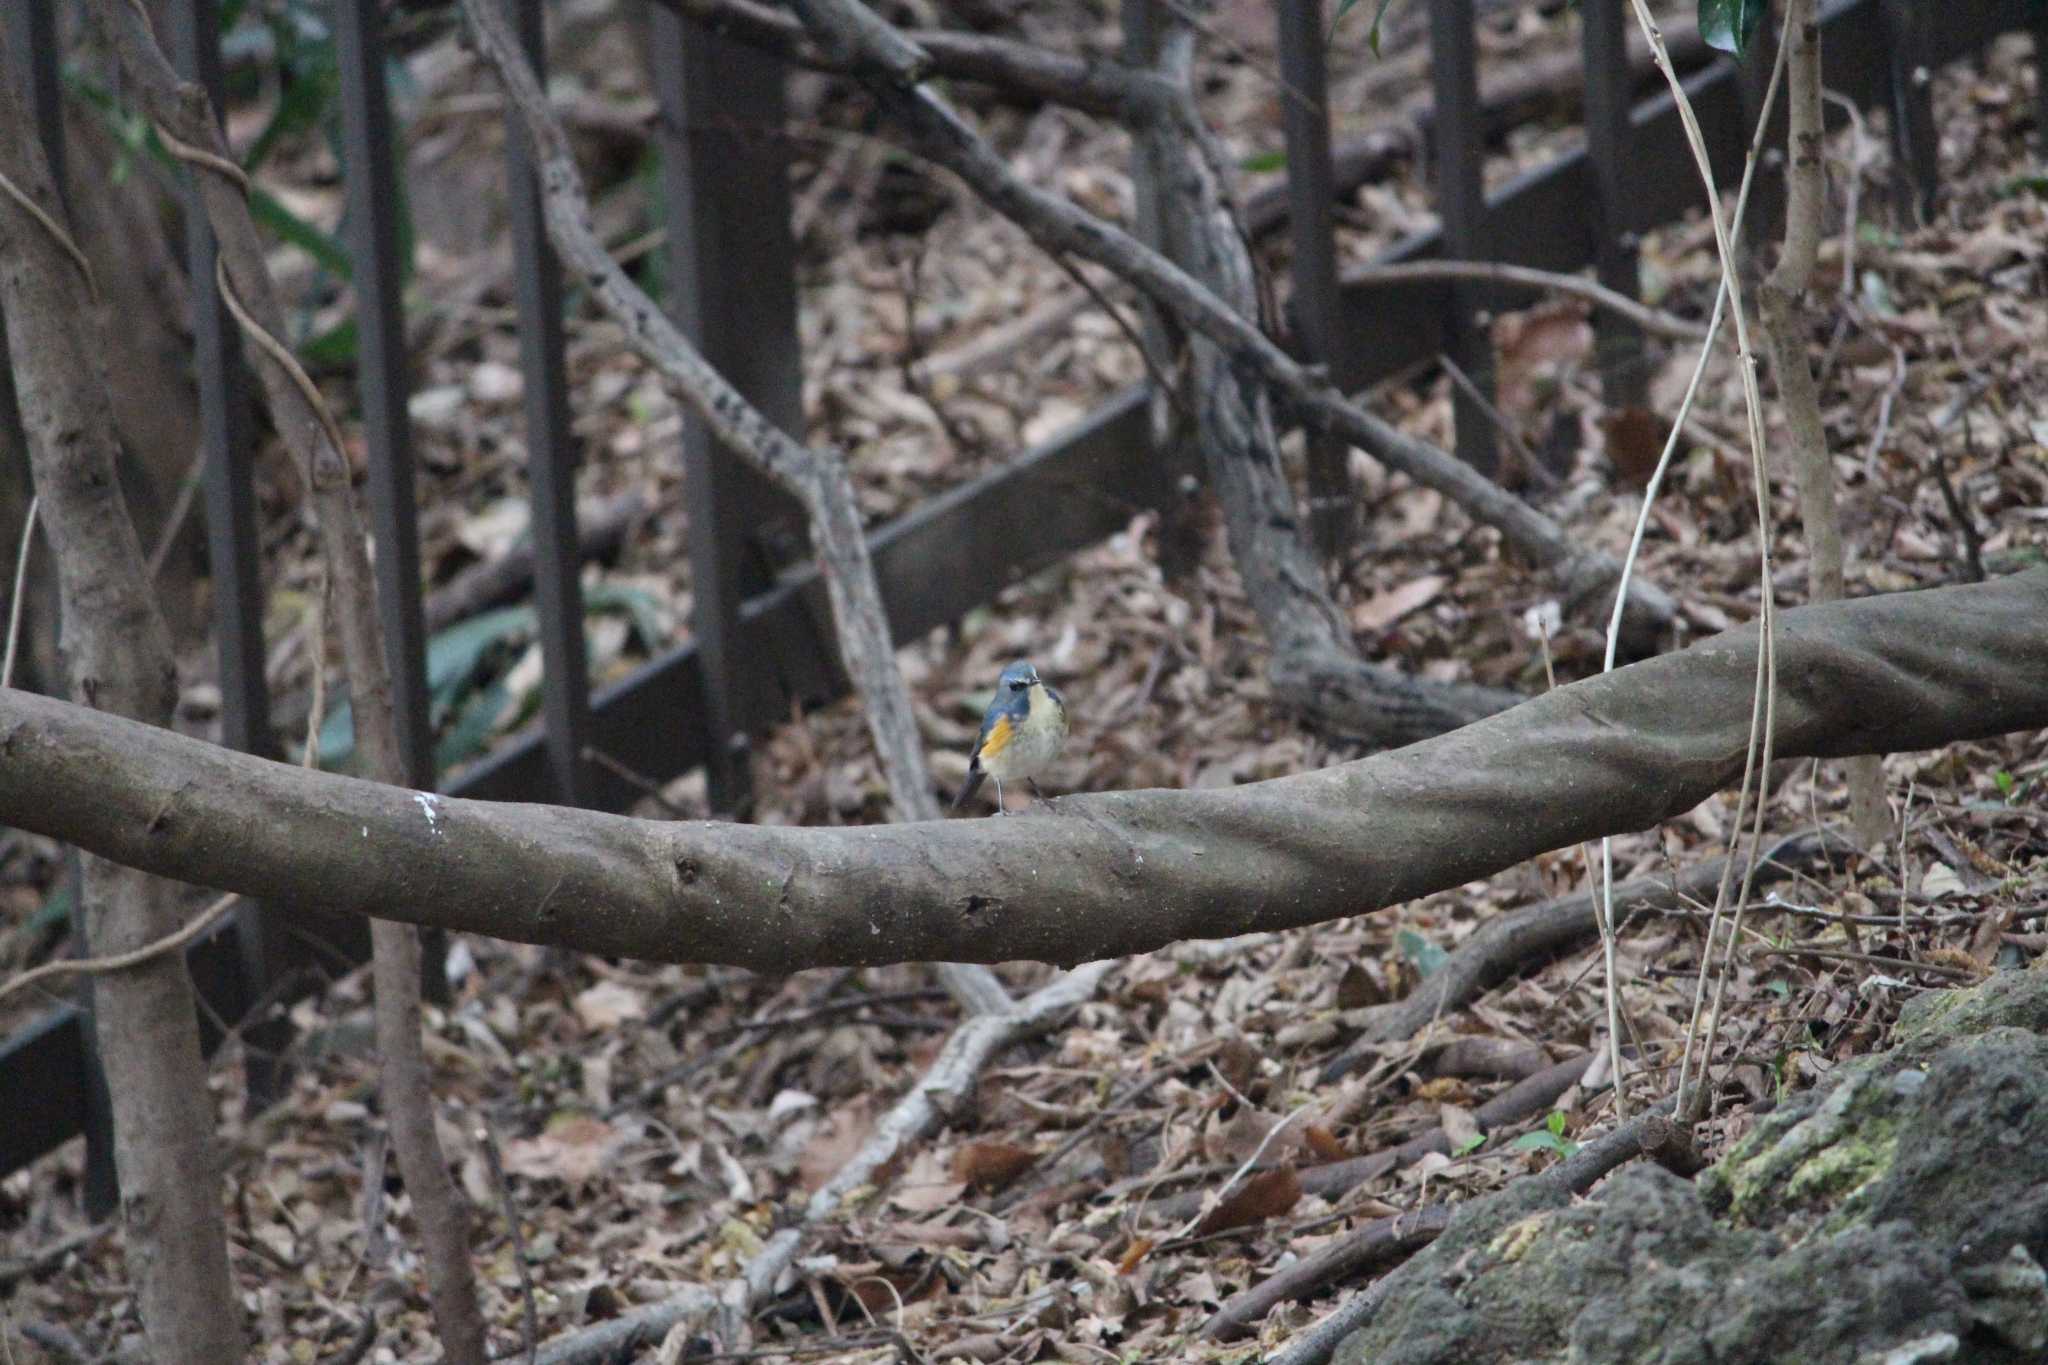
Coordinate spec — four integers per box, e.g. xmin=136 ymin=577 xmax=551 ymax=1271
xmin=502 ymin=1113 xmax=626 ymax=1187
xmin=573 ymin=980 xmax=647 ymax=1030
xmin=890 ymin=1148 xmax=967 ymax=1214
xmin=952 ymin=1140 xmax=1037 ymax=1194
xmin=1194 ymin=1168 xmax=1302 ymax=1237
xmin=1351 ymin=575 xmax=1448 ymax=634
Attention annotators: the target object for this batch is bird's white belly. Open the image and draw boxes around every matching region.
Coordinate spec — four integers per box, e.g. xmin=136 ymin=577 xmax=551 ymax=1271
xmin=983 ymin=712 xmax=1066 ymax=781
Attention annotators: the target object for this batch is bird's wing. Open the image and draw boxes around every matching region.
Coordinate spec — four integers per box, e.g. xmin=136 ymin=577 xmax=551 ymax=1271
xmin=974 ymin=711 xmax=1015 ymax=764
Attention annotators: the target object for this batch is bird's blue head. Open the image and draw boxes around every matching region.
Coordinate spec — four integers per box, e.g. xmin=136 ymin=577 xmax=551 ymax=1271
xmin=998 ymin=660 xmax=1040 ymax=695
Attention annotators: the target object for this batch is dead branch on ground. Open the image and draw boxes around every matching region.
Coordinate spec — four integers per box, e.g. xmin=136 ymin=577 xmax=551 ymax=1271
xmin=784 ymin=0 xmax=1677 ymax=644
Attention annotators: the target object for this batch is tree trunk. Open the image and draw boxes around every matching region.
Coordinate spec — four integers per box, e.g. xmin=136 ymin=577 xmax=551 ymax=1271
xmin=0 ymin=40 xmax=243 ymax=1364
xmin=1126 ymin=0 xmax=1521 ymax=747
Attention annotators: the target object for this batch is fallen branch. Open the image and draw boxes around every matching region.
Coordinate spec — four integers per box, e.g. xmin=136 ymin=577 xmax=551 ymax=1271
xmin=785 ymin=0 xmax=1674 ymax=634
xmin=1343 ymin=259 xmax=1708 ymax=341
xmin=1141 ymin=1054 xmax=1592 ymax=1225
xmin=0 ymin=572 xmax=2042 ymax=969
xmin=1320 ymin=831 xmax=1842 ymax=1082
xmin=528 ymin=961 xmax=1117 ymax=1363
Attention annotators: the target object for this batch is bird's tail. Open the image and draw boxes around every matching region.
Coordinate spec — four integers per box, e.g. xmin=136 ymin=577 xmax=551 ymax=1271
xmin=952 ymin=766 xmax=986 ymax=811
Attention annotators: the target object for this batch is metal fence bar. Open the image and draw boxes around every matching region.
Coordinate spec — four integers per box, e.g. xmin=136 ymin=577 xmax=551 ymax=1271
xmin=5 ymin=0 xmax=65 ymax=200
xmin=1276 ymin=0 xmax=1353 ymax=558
xmin=502 ymin=0 xmax=591 ymax=806
xmin=1579 ymin=0 xmax=1647 ymax=410
xmin=650 ymin=7 xmax=819 ymax=815
xmin=171 ymin=0 xmax=295 ymax=1113
xmin=1881 ymin=0 xmax=1939 ymax=224
xmin=2037 ymin=13 xmax=2048 ymax=163
xmin=1427 ymin=0 xmax=1498 ymax=476
xmin=1738 ymin=12 xmax=1787 ymax=254
xmin=332 ymin=0 xmax=434 ymax=790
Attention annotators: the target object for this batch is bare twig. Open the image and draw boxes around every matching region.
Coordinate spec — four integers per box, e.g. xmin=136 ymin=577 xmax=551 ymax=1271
xmin=0 ymin=163 xmax=96 ymax=303
xmin=1618 ymin=0 xmax=1782 ymax=1125
xmin=0 ymin=891 xmax=239 ymax=1008
xmin=458 ymin=0 xmax=1008 ymax=1018
xmin=1438 ymin=351 xmax=1549 ymax=487
xmin=1931 ymin=441 xmax=1986 ymax=584
xmin=1758 ymin=0 xmax=1885 ymax=850
xmin=1346 ymin=259 xmax=1708 ymax=341
xmin=478 ymin=1117 xmax=539 ymax=1365
xmin=524 ymin=961 xmax=1116 ymax=1362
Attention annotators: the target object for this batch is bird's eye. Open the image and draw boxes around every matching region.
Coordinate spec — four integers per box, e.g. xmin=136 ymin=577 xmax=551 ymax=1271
xmin=1009 ymin=680 xmax=1029 ymax=691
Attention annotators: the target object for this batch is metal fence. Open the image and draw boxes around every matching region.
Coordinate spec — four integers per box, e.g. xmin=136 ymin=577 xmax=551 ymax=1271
xmin=0 ymin=0 xmax=2037 ymax=1210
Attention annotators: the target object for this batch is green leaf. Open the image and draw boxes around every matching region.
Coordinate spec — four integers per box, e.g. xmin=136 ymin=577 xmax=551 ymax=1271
xmin=296 ymin=318 xmax=361 ymax=372
xmin=1697 ymin=0 xmax=1767 ymax=57
xmin=1454 ymin=1131 xmax=1487 ymax=1157
xmin=1546 ymin=1110 xmax=1568 ymax=1138
xmin=1240 ymin=150 xmax=1288 ymax=174
xmin=318 ymin=606 xmax=537 ymax=770
xmin=584 ymin=583 xmax=666 ymax=651
xmin=436 ymin=680 xmax=512 ymax=769
xmin=1510 ymin=1130 xmax=1566 ymax=1155
xmin=1993 ymin=770 xmax=2017 ymax=798
xmin=1397 ymin=929 xmax=1449 ymax=977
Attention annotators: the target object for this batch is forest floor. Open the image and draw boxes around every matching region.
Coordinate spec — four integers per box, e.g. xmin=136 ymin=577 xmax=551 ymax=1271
xmin=2 ymin=2 xmax=2046 ymax=1361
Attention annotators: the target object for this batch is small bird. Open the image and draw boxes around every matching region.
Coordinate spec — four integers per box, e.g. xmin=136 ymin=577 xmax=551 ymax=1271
xmin=953 ymin=660 xmax=1068 ymax=816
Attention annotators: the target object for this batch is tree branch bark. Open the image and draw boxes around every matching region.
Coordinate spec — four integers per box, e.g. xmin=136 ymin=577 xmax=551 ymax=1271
xmin=1757 ymin=0 xmax=1887 ymax=847
xmin=1 ymin=572 xmax=2040 ymax=971
xmin=457 ymin=0 xmax=1008 ymax=1015
xmin=1123 ymin=0 xmax=1519 ymax=745
xmin=783 ymin=0 xmax=1675 ymax=639
xmin=0 ymin=36 xmax=241 ymax=1363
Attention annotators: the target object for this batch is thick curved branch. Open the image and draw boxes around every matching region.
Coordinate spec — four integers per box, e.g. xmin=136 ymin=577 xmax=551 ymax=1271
xmin=0 ymin=573 xmax=2040 ymax=970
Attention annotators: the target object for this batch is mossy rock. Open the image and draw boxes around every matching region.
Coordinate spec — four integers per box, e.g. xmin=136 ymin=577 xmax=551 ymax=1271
xmin=1332 ymin=968 xmax=2048 ymax=1365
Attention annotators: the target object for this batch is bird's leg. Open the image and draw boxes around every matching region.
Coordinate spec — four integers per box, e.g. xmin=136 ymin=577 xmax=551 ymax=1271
xmin=994 ymin=777 xmax=1008 ymax=816
xmin=1027 ymin=778 xmax=1056 ymax=811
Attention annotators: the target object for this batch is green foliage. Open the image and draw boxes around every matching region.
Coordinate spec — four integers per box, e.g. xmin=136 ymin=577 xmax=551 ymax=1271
xmin=1698 ymin=0 xmax=1767 ymax=57
xmin=1453 ymin=1130 xmax=1488 ymax=1156
xmin=1510 ymin=1110 xmax=1581 ymax=1159
xmin=316 ymin=586 xmax=664 ymax=773
xmin=1397 ymin=928 xmax=1449 ymax=977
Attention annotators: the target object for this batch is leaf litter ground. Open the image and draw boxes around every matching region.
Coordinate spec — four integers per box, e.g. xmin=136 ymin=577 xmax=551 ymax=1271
xmin=2 ymin=7 xmax=2046 ymax=1363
